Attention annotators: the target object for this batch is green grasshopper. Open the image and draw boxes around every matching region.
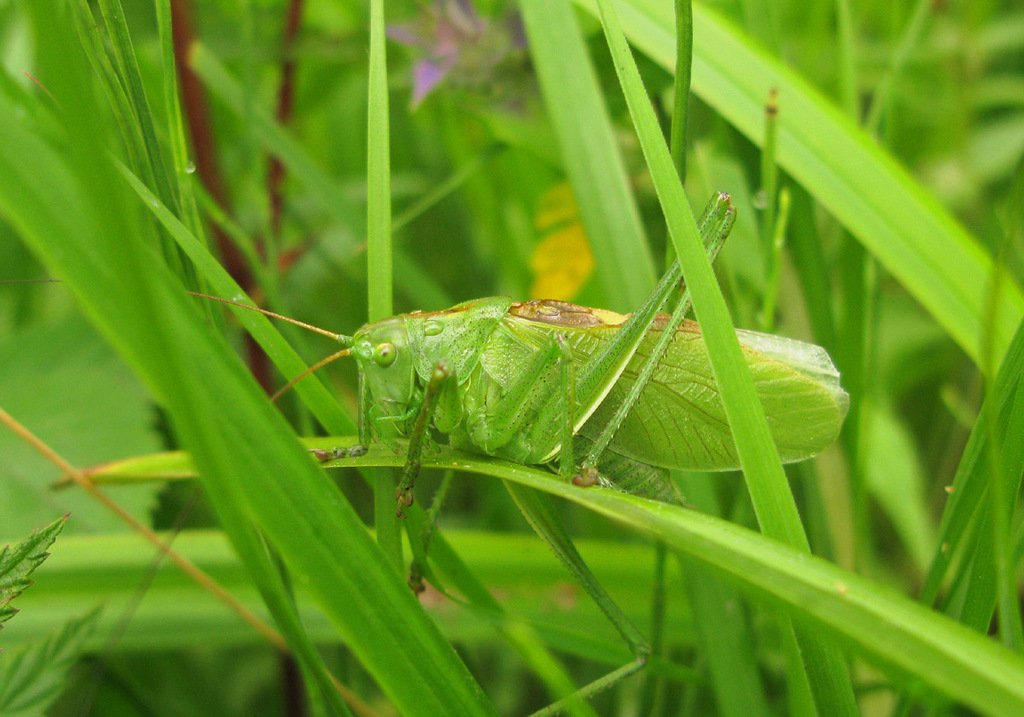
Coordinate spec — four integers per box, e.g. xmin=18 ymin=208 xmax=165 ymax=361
xmin=240 ymin=194 xmax=847 ymax=515
xmin=198 ymin=192 xmax=847 ymax=711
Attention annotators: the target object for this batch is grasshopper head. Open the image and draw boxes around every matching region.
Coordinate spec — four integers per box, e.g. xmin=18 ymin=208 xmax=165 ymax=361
xmin=351 ymin=317 xmax=416 ymax=413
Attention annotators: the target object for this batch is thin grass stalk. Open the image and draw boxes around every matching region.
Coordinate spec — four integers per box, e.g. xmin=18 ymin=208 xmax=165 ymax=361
xmin=366 ymin=0 xmax=401 ymax=567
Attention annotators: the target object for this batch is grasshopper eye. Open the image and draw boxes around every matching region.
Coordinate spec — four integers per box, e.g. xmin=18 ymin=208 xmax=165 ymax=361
xmin=373 ymin=342 xmax=397 ymax=367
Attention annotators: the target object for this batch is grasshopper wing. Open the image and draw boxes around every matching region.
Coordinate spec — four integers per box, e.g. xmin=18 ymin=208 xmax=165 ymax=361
xmin=578 ymin=318 xmax=849 ymax=471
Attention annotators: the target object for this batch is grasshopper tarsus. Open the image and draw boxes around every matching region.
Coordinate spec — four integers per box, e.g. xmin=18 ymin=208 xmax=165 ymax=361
xmin=311 ymin=448 xmax=337 ymax=462
xmin=395 ymin=484 xmax=416 ymax=519
xmin=572 ymin=465 xmax=601 ymax=488
xmin=407 ymin=568 xmax=427 ymax=595
xmin=310 ymin=444 xmax=367 ymax=462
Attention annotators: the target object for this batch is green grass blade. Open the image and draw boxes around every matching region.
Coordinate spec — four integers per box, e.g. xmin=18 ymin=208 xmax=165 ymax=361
xmin=833 ymin=0 xmax=858 ymax=117
xmin=210 ymin=502 xmax=354 ymax=717
xmin=4 ymin=527 xmax=670 ymax=658
xmin=921 ymin=314 xmax=1024 ymax=623
xmin=504 ymin=483 xmax=648 ymax=655
xmin=863 ymin=0 xmax=932 ymax=133
xmin=589 ymin=0 xmax=857 ymax=711
xmin=3 ymin=126 xmax=495 ymax=717
xmin=69 ymin=2 xmax=148 ymax=195
xmin=63 ymin=436 xmax=1024 ymax=716
xmin=551 ymin=479 xmax=1024 ymax=717
xmin=922 ymin=313 xmax=1024 ymax=600
xmin=519 ymin=0 xmax=656 ymax=311
xmin=93 ymin=0 xmax=174 ymax=208
xmin=366 ymin=0 xmax=401 ymax=569
xmin=573 ymin=0 xmax=1024 ymax=367
xmin=983 ymin=168 xmax=1024 ymax=649
xmin=0 ymin=13 xmax=495 ymax=713
xmin=668 ymin=0 xmax=693 ymax=183
xmin=786 ymin=187 xmax=838 ymax=351
xmin=590 ymin=0 xmax=796 ymax=556
xmin=404 ymin=510 xmax=596 ymax=717
xmin=71 ymin=0 xmax=194 ymax=287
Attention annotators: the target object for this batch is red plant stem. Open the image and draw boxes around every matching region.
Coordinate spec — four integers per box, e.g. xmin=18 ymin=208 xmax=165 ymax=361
xmin=268 ymin=0 xmax=305 ymax=238
xmin=170 ymin=0 xmax=271 ymax=392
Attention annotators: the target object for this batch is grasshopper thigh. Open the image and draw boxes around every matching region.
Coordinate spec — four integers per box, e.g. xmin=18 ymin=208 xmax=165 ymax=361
xmin=465 ymin=337 xmax=564 ymax=459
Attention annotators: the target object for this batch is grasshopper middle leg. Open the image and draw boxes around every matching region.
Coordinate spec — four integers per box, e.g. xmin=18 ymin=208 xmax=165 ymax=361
xmin=394 ymin=361 xmax=451 ymax=517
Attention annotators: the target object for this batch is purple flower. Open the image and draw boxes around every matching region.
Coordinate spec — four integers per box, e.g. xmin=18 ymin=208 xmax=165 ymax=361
xmin=389 ymin=0 xmax=528 ymax=107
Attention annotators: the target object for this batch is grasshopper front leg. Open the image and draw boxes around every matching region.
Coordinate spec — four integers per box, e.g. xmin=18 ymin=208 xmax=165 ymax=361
xmin=311 ymin=374 xmax=373 ymax=462
xmin=395 ymin=362 xmax=451 ymax=517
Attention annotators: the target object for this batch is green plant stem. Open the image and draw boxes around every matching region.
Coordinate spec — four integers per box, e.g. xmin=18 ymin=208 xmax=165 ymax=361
xmin=366 ymin=0 xmax=399 ymax=567
xmin=863 ymin=0 xmax=932 ymax=134
xmin=759 ymin=186 xmax=790 ymax=332
xmin=834 ymin=0 xmax=859 ymax=118
xmin=669 ymin=0 xmax=693 ymax=180
xmin=758 ymin=89 xmax=780 ymax=331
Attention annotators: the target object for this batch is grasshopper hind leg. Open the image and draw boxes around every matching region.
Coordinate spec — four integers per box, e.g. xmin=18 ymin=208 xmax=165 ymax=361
xmin=573 ymin=436 xmax=685 ymax=505
xmin=578 ymin=195 xmax=735 ymax=481
xmin=553 ymin=335 xmax=681 ymax=504
xmin=554 ymin=335 xmax=577 ymax=482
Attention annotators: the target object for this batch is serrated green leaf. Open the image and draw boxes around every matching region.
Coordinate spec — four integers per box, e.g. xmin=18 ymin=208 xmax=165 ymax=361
xmin=0 ymin=516 xmax=67 ymax=629
xmin=0 ymin=607 xmax=100 ymax=715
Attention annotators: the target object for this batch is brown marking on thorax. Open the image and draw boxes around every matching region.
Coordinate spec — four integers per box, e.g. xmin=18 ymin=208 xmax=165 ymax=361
xmin=509 ymin=299 xmax=627 ymax=328
xmin=511 ymin=300 xmax=704 ymax=336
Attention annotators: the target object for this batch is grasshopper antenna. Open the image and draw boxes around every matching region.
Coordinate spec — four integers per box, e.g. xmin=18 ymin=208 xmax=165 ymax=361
xmin=188 ymin=290 xmax=353 ymax=343
xmin=188 ymin=291 xmax=355 ymax=402
xmin=270 ymin=347 xmax=352 ymax=403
